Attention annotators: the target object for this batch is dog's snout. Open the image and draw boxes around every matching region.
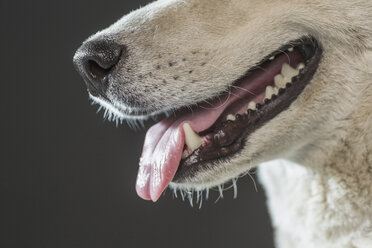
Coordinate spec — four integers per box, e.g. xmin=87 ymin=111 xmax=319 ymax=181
xmin=73 ymin=38 xmax=124 ymax=97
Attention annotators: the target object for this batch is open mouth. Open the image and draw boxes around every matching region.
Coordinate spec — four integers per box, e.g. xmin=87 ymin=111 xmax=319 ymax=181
xmin=136 ymin=36 xmax=322 ymax=201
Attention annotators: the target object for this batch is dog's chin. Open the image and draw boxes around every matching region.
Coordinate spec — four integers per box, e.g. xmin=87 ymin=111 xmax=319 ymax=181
xmin=91 ymin=36 xmax=322 ymax=196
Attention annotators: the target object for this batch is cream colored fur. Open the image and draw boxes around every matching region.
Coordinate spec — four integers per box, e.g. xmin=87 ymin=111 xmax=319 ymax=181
xmin=81 ymin=0 xmax=372 ymax=247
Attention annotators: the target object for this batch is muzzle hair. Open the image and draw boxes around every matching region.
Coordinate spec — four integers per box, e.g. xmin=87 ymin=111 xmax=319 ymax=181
xmin=89 ymin=94 xmax=146 ymax=130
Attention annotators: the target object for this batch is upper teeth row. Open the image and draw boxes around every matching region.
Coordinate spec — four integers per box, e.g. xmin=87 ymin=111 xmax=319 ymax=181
xmin=226 ymin=62 xmax=304 ymax=121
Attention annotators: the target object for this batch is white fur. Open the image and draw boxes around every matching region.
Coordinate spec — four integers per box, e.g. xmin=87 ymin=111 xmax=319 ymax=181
xmin=78 ymin=0 xmax=372 ymax=247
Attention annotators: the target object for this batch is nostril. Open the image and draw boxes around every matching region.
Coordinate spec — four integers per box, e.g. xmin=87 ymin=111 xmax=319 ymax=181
xmin=87 ymin=59 xmax=113 ymax=80
xmin=73 ymin=38 xmax=125 ymax=98
xmin=84 ymin=42 xmax=122 ymax=80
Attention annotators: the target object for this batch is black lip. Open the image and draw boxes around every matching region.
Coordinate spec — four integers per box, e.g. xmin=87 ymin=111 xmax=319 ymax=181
xmin=173 ymin=37 xmax=322 ymax=182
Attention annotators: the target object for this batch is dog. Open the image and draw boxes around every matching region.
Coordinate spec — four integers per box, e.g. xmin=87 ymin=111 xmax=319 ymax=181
xmin=73 ymin=1 xmax=372 ymax=247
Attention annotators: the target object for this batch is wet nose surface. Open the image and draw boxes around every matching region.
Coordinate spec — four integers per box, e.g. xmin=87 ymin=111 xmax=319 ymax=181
xmin=73 ymin=39 xmax=124 ymax=98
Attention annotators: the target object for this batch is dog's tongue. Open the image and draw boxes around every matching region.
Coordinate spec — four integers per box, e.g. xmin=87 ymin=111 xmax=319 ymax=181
xmin=135 ymin=104 xmax=228 ymax=201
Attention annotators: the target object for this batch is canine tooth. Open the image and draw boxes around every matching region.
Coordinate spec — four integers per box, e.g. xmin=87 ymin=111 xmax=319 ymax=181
xmin=288 ymin=47 xmax=294 ymax=52
xmin=281 ymin=63 xmax=299 ymax=80
xmin=274 ymin=74 xmax=286 ymax=88
xmin=226 ymin=114 xmax=236 ymax=121
xmin=297 ymin=63 xmax=305 ymax=70
xmin=248 ymin=101 xmax=256 ymax=110
xmin=183 ymin=123 xmax=202 ymax=151
xmin=265 ymin=86 xmax=275 ymax=99
xmin=269 ymin=56 xmax=275 ymax=61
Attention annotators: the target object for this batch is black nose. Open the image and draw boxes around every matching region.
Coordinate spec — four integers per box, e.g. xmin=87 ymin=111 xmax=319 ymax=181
xmin=73 ymin=38 xmax=123 ymax=97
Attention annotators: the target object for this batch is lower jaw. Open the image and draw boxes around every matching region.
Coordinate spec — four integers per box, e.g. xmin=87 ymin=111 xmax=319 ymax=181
xmin=173 ymin=37 xmax=322 ymax=182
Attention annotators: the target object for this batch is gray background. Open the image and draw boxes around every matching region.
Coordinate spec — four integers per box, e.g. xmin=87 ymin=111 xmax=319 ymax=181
xmin=0 ymin=0 xmax=275 ymax=247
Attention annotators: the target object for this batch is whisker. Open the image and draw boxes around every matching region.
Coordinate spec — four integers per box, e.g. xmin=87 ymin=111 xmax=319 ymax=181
xmin=199 ymin=88 xmax=232 ymax=110
xmin=230 ymin=85 xmax=257 ymax=96
xmin=279 ymin=49 xmax=291 ymax=64
xmin=247 ymin=172 xmax=258 ymax=192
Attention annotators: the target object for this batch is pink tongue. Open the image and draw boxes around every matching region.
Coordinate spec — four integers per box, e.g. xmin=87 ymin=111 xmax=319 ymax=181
xmin=135 ymin=105 xmax=226 ymax=201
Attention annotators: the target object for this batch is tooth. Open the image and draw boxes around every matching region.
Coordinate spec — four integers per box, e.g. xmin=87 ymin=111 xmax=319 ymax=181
xmin=248 ymin=101 xmax=256 ymax=110
xmin=265 ymin=86 xmax=274 ymax=99
xmin=281 ymin=63 xmax=299 ymax=80
xmin=297 ymin=63 xmax=305 ymax=70
xmin=273 ymin=87 xmax=279 ymax=95
xmin=182 ymin=150 xmax=189 ymax=159
xmin=226 ymin=114 xmax=236 ymax=121
xmin=274 ymin=74 xmax=286 ymax=88
xmin=183 ymin=123 xmax=203 ymax=151
xmin=269 ymin=56 xmax=275 ymax=61
xmin=288 ymin=47 xmax=294 ymax=52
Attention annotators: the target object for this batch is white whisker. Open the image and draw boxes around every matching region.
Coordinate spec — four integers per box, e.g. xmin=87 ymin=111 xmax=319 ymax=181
xmin=247 ymin=172 xmax=258 ymax=192
xmin=230 ymin=85 xmax=257 ymax=96
xmin=198 ymin=193 xmax=203 ymax=209
xmin=188 ymin=191 xmax=194 ymax=207
xmin=180 ymin=190 xmax=185 ymax=201
xmin=279 ymin=49 xmax=291 ymax=64
xmin=232 ymin=178 xmax=238 ymax=199
xmin=199 ymin=87 xmax=232 ymax=110
xmin=218 ymin=184 xmax=224 ymax=199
